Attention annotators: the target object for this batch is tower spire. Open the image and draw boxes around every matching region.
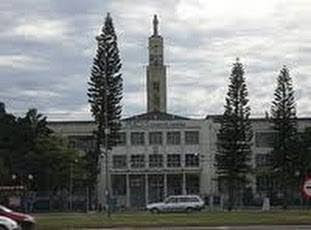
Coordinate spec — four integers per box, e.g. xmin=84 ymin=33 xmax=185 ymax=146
xmin=147 ymin=14 xmax=167 ymax=113
xmin=153 ymin=14 xmax=159 ymax=36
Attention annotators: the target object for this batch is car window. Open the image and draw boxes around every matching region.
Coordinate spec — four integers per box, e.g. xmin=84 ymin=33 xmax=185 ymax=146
xmin=189 ymin=197 xmax=199 ymax=202
xmin=166 ymin=197 xmax=177 ymax=203
xmin=178 ymin=197 xmax=188 ymax=202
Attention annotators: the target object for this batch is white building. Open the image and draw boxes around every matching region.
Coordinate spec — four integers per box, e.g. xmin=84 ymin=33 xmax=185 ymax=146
xmin=48 ymin=15 xmax=311 ymax=208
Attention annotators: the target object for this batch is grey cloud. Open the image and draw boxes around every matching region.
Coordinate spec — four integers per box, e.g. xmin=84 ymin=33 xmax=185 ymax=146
xmin=1 ymin=0 xmax=311 ymax=120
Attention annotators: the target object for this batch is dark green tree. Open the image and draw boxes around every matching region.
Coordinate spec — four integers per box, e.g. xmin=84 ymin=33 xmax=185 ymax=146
xmin=0 ymin=105 xmax=82 ymax=194
xmin=270 ymin=66 xmax=299 ymax=208
xmin=87 ymin=13 xmax=123 ymax=211
xmin=9 ymin=109 xmax=52 ymax=178
xmin=0 ymin=103 xmax=19 ymax=185
xmin=30 ymin=135 xmax=80 ymax=191
xmin=215 ymin=58 xmax=253 ymax=211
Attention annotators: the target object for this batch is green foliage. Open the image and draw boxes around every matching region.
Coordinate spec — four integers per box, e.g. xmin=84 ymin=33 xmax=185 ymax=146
xmin=0 ymin=158 xmax=9 ymax=181
xmin=215 ymin=58 xmax=253 ymax=210
xmin=30 ymin=135 xmax=80 ymax=190
xmin=0 ymin=105 xmax=82 ymax=191
xmin=87 ymin=13 xmax=123 ymax=191
xmin=270 ymin=65 xmax=298 ymax=208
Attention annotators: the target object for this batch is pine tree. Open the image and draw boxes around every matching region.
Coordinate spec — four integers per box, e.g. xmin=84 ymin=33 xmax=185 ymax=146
xmin=270 ymin=66 xmax=298 ymax=209
xmin=215 ymin=58 xmax=253 ymax=211
xmin=87 ymin=13 xmax=123 ymax=211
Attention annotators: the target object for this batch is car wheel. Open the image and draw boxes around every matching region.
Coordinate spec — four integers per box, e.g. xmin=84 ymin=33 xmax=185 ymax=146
xmin=0 ymin=225 xmax=7 ymax=230
xmin=21 ymin=222 xmax=34 ymax=230
xmin=150 ymin=208 xmax=159 ymax=214
xmin=186 ymin=207 xmax=194 ymax=213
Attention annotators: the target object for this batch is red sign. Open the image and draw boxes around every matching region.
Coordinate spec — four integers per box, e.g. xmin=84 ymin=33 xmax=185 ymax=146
xmin=302 ymin=177 xmax=311 ymax=198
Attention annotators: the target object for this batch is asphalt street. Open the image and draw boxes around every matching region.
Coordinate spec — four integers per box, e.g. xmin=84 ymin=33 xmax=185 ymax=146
xmin=84 ymin=226 xmax=311 ymax=230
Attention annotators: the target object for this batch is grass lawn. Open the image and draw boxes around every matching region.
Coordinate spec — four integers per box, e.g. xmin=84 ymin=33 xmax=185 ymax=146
xmin=34 ymin=210 xmax=311 ymax=230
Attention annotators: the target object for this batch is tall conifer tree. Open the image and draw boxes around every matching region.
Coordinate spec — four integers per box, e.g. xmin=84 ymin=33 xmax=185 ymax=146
xmin=270 ymin=66 xmax=297 ymax=209
xmin=87 ymin=13 xmax=123 ymax=209
xmin=215 ymin=58 xmax=253 ymax=211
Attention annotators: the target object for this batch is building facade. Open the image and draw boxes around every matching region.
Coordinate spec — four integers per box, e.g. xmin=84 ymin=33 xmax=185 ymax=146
xmin=48 ymin=15 xmax=311 ymax=208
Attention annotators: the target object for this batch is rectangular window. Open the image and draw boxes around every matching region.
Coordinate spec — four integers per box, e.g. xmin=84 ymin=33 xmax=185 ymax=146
xmin=112 ymin=155 xmax=127 ymax=169
xmin=149 ymin=154 xmax=163 ymax=168
xmin=131 ymin=132 xmax=145 ymax=145
xmin=130 ymin=155 xmax=145 ymax=168
xmin=256 ymin=175 xmax=270 ymax=192
xmin=117 ymin=132 xmax=126 ymax=146
xmin=111 ymin=175 xmax=126 ymax=196
xmin=255 ymin=154 xmax=271 ymax=167
xmin=149 ymin=132 xmax=162 ymax=145
xmin=153 ymin=82 xmax=160 ymax=92
xmin=167 ymin=154 xmax=181 ymax=168
xmin=255 ymin=132 xmax=277 ymax=148
xmin=167 ymin=131 xmax=181 ymax=145
xmin=185 ymin=131 xmax=199 ymax=145
xmin=185 ymin=153 xmax=199 ymax=167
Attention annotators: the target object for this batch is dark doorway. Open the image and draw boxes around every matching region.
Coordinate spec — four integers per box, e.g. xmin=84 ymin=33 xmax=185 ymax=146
xmin=148 ymin=174 xmax=164 ymax=203
xmin=167 ymin=174 xmax=182 ymax=196
xmin=129 ymin=175 xmax=145 ymax=207
xmin=186 ymin=174 xmax=200 ymax=194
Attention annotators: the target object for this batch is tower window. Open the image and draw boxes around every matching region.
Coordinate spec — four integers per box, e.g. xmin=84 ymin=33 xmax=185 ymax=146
xmin=153 ymin=82 xmax=160 ymax=92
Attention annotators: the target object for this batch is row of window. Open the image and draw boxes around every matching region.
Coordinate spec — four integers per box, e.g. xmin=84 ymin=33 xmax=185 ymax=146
xmin=68 ymin=132 xmax=282 ymax=150
xmin=117 ymin=131 xmax=199 ymax=146
xmin=112 ymin=153 xmax=200 ymax=169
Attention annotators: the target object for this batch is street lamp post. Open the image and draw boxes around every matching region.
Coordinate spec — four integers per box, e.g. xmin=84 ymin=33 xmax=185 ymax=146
xmin=12 ymin=174 xmax=33 ymax=212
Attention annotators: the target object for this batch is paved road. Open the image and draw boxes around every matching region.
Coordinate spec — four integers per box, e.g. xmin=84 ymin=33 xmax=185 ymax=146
xmin=84 ymin=226 xmax=311 ymax=230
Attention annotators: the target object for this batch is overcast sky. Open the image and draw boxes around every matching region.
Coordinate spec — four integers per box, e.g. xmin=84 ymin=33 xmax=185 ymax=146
xmin=1 ymin=0 xmax=310 ymax=120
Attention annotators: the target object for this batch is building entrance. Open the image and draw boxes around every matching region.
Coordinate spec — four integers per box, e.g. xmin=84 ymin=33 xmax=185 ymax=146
xmin=148 ymin=174 xmax=164 ymax=203
xmin=129 ymin=175 xmax=145 ymax=207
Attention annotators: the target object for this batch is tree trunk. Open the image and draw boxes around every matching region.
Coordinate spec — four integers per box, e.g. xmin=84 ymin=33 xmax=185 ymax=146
xmin=228 ymin=182 xmax=235 ymax=211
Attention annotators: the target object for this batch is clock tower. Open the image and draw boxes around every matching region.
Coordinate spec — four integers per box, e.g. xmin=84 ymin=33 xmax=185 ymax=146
xmin=147 ymin=15 xmax=167 ymax=113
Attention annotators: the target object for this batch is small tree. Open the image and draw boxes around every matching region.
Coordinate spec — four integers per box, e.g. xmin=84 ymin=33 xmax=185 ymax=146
xmin=270 ymin=66 xmax=298 ymax=209
xmin=215 ymin=58 xmax=253 ymax=211
xmin=87 ymin=13 xmax=123 ymax=213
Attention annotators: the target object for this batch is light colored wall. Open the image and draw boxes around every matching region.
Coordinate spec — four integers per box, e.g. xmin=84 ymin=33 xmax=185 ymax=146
xmin=48 ymin=117 xmax=311 ymax=205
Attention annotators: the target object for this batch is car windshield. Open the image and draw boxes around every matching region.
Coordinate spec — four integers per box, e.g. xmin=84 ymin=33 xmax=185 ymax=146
xmin=0 ymin=205 xmax=13 ymax=213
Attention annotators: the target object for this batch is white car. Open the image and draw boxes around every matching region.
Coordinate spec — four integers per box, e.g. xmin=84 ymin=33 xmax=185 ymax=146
xmin=0 ymin=216 xmax=20 ymax=230
xmin=146 ymin=195 xmax=204 ymax=213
